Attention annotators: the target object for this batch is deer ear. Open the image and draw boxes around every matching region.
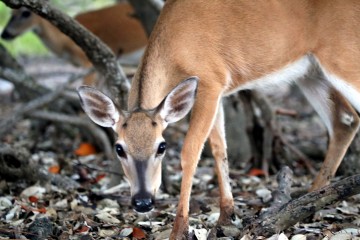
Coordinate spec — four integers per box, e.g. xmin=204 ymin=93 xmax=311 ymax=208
xmin=77 ymin=86 xmax=120 ymax=128
xmin=158 ymin=77 xmax=198 ymax=124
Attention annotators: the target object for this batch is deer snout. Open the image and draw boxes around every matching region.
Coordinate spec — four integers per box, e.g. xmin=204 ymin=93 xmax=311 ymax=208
xmin=131 ymin=192 xmax=155 ymax=213
xmin=1 ymin=30 xmax=15 ymax=40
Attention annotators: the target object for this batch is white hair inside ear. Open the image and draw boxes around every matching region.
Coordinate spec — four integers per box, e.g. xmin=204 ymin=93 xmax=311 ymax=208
xmin=158 ymin=76 xmax=199 ymax=124
xmin=77 ymin=86 xmax=120 ymax=128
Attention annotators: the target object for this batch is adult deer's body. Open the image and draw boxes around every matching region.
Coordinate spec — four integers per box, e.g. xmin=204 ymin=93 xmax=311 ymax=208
xmin=79 ymin=0 xmax=360 ymax=238
xmin=1 ymin=3 xmax=147 ymax=85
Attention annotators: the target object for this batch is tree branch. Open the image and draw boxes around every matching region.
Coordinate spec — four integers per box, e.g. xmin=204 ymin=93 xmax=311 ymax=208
xmin=0 ymin=44 xmax=47 ymax=100
xmin=1 ymin=0 xmax=130 ymax=105
xmin=0 ymin=70 xmax=88 ymax=138
xmin=28 ymin=111 xmax=113 ymax=159
xmin=249 ymin=173 xmax=360 ymax=236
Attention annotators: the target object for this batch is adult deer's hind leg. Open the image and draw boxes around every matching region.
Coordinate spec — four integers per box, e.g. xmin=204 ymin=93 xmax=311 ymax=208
xmin=208 ymin=101 xmax=235 ymax=225
xmin=297 ymin=61 xmax=360 ymax=191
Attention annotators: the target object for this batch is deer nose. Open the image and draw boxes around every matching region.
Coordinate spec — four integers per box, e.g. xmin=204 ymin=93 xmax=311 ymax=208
xmin=131 ymin=193 xmax=154 ymax=213
xmin=1 ymin=30 xmax=14 ymax=40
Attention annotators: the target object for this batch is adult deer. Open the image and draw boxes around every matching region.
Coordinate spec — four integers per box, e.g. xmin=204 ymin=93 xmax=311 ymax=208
xmin=78 ymin=0 xmax=360 ymax=238
xmin=1 ymin=3 xmax=147 ymax=85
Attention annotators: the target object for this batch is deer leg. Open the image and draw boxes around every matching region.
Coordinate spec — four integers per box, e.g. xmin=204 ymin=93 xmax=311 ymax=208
xmin=208 ymin=101 xmax=235 ymax=225
xmin=297 ymin=65 xmax=360 ymax=191
xmin=170 ymin=88 xmax=222 ymax=240
xmin=311 ymin=88 xmax=359 ymax=190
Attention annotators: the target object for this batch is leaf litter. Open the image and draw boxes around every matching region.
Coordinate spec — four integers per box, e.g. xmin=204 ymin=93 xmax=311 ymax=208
xmin=1 ymin=56 xmax=360 ymax=239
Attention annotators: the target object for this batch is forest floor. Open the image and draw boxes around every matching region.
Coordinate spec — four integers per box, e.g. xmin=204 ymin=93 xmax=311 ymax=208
xmin=0 ymin=56 xmax=360 ymax=240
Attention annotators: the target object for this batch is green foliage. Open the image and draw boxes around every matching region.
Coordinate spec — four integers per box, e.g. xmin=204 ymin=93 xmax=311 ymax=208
xmin=0 ymin=2 xmax=49 ymax=56
xmin=0 ymin=0 xmax=115 ymax=56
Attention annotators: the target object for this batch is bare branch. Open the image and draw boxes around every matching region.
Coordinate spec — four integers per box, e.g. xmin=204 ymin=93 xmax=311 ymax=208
xmin=28 ymin=111 xmax=113 ymax=159
xmin=1 ymin=0 xmax=130 ymax=105
xmin=0 ymin=70 xmax=88 ymax=137
xmin=0 ymin=43 xmax=79 ymax=103
xmin=0 ymin=44 xmax=47 ymax=100
xmin=249 ymin=173 xmax=360 ymax=236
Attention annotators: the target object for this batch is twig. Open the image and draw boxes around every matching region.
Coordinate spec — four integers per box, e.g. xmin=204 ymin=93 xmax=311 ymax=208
xmin=275 ymin=108 xmax=298 ymax=117
xmin=74 ymin=162 xmax=122 ymax=176
xmin=0 ymin=70 xmax=89 ymax=138
xmin=249 ymin=173 xmax=360 ymax=236
xmin=0 ymin=44 xmax=82 ymax=103
xmin=278 ymin=134 xmax=317 ymax=176
xmin=0 ymin=44 xmax=47 ymax=100
xmin=28 ymin=111 xmax=113 ymax=159
xmin=241 ymin=90 xmax=317 ymax=177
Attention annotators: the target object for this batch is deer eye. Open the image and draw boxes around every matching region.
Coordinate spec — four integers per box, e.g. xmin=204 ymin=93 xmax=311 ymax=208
xmin=115 ymin=144 xmax=127 ymax=159
xmin=21 ymin=10 xmax=31 ymax=18
xmin=157 ymin=142 xmax=166 ymax=155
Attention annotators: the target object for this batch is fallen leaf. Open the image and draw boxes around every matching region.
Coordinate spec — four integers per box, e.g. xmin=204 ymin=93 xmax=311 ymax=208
xmin=240 ymin=234 xmax=252 ymax=240
xmin=290 ymin=234 xmax=306 ymax=240
xmin=207 ymin=212 xmax=220 ymax=224
xmin=193 ymin=228 xmax=208 ymax=240
xmin=224 ymin=226 xmax=241 ymax=237
xmin=256 ymin=188 xmax=272 ymax=203
xmin=119 ymin=227 xmax=133 ymax=237
xmin=44 ymin=208 xmax=57 ymax=220
xmin=76 ymin=225 xmax=90 ymax=233
xmin=336 ymin=228 xmax=360 ymax=235
xmin=132 ymin=227 xmax=146 ymax=239
xmin=48 ymin=165 xmax=60 ymax=174
xmin=330 ymin=233 xmax=353 ymax=240
xmin=54 ymin=199 xmax=68 ymax=209
xmin=91 ymin=173 xmax=106 ymax=184
xmin=97 ymin=199 xmax=120 ymax=210
xmin=5 ymin=205 xmax=21 ymax=221
xmin=75 ymin=143 xmax=97 ymax=156
xmin=95 ymin=212 xmax=120 ymax=224
xmin=0 ymin=197 xmax=12 ymax=210
xmin=28 ymin=196 xmax=39 ymax=203
xmin=268 ymin=233 xmax=289 ymax=240
xmin=248 ymin=168 xmax=266 ymax=176
xmin=37 ymin=207 xmax=47 ymax=214
xmin=20 ymin=185 xmax=46 ymax=198
xmin=99 ymin=229 xmax=117 ymax=237
xmin=155 ymin=229 xmax=172 ymax=240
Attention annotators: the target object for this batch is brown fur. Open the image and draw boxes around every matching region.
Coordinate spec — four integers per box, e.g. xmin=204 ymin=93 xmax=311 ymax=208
xmin=77 ymin=1 xmax=360 ymax=238
xmin=125 ymin=1 xmax=360 ymax=238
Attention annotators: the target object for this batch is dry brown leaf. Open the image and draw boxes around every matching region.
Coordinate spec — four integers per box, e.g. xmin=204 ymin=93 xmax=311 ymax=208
xmin=248 ymin=168 xmax=266 ymax=176
xmin=76 ymin=225 xmax=90 ymax=233
xmin=132 ymin=227 xmax=146 ymax=239
xmin=75 ymin=143 xmax=97 ymax=156
xmin=48 ymin=165 xmax=60 ymax=174
xmin=28 ymin=196 xmax=39 ymax=203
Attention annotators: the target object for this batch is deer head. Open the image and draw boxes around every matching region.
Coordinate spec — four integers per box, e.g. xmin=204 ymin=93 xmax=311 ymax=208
xmin=1 ymin=7 xmax=39 ymax=40
xmin=78 ymin=77 xmax=198 ymax=212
